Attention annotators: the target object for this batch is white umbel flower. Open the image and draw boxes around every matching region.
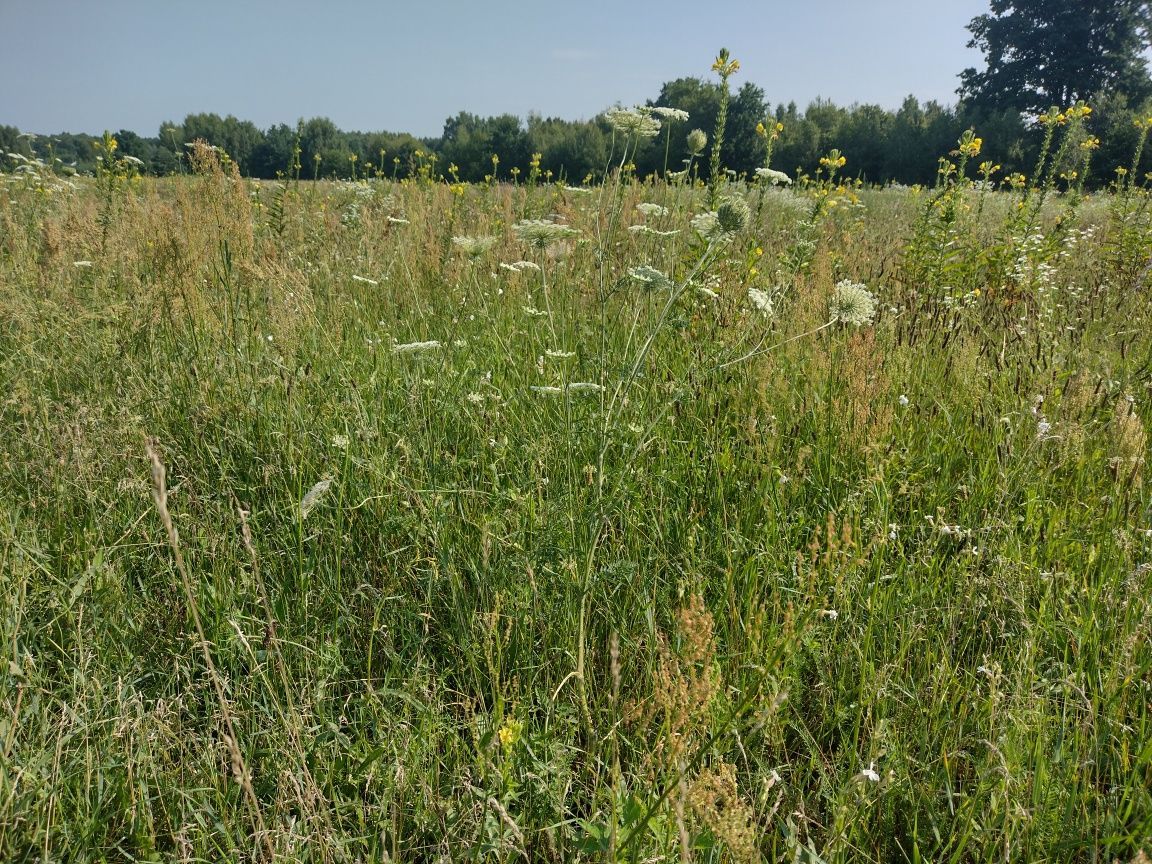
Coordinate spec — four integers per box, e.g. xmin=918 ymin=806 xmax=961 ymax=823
xmin=392 ymin=340 xmax=442 ymax=354
xmin=830 ymin=280 xmax=877 ymax=326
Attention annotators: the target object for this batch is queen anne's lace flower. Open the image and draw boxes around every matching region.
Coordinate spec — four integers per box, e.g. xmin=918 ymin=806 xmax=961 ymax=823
xmin=830 ymin=280 xmax=877 ymax=326
xmin=605 ymin=107 xmax=662 ymax=139
xmin=512 ymin=219 xmax=580 ymax=249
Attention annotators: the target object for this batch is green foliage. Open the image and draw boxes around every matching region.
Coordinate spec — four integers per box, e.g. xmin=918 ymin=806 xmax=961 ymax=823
xmin=3 ymin=98 xmax=1152 ymax=861
xmin=961 ymin=0 xmax=1152 ymax=113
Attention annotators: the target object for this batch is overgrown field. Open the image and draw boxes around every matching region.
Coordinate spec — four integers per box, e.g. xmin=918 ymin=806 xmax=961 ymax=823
xmin=2 ymin=129 xmax=1152 ymax=862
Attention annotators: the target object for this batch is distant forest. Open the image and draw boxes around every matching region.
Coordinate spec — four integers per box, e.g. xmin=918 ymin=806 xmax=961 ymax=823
xmin=4 ymin=75 xmax=1152 ymax=187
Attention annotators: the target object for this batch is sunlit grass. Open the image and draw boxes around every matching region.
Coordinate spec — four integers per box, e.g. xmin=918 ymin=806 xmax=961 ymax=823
xmin=1 ymin=102 xmax=1151 ymax=864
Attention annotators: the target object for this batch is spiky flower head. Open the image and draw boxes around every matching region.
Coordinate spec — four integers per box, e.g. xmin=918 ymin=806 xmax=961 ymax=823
xmin=452 ymin=235 xmax=497 ymax=257
xmin=686 ymin=128 xmax=708 ymax=156
xmin=716 ymin=195 xmax=750 ymax=234
xmin=605 ymin=107 xmax=662 ymax=139
xmin=512 ymin=219 xmax=580 ymax=249
xmin=830 ymin=279 xmax=877 ymax=326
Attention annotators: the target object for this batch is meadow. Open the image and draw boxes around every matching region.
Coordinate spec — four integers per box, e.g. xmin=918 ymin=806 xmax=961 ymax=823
xmin=1 ymin=108 xmax=1151 ymax=863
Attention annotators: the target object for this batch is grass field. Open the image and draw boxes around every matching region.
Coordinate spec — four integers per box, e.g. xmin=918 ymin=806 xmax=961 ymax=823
xmin=2 ymin=122 xmax=1151 ymax=862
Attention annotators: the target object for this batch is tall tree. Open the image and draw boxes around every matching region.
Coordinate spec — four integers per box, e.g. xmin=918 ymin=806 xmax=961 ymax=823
xmin=959 ymin=0 xmax=1152 ymax=113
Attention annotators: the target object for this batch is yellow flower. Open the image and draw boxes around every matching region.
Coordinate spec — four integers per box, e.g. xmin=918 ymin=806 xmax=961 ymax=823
xmin=1081 ymin=136 xmax=1100 ymax=151
xmin=755 ymin=121 xmax=766 ymax=137
xmin=498 ymin=719 xmax=522 ymax=749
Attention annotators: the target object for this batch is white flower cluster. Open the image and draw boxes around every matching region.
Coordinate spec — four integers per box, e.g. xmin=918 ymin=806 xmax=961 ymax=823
xmin=830 ymin=280 xmax=877 ymax=326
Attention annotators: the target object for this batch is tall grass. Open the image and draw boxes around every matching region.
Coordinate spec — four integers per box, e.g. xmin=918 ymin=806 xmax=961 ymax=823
xmin=1 ymin=106 xmax=1151 ymax=863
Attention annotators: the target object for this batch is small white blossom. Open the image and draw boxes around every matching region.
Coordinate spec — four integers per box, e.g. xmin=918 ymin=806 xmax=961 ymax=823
xmin=755 ymin=167 xmax=792 ymax=185
xmin=748 ymin=287 xmax=774 ymax=318
xmin=628 ymin=265 xmax=672 ymax=290
xmin=392 ymin=340 xmax=442 ymax=355
xmin=513 ymin=219 xmax=580 ymax=248
xmin=452 ymin=235 xmax=497 ymax=257
xmin=636 ymin=202 xmax=669 ymax=217
xmin=605 ymin=107 xmax=662 ymax=138
xmin=648 ymin=106 xmax=690 ymax=122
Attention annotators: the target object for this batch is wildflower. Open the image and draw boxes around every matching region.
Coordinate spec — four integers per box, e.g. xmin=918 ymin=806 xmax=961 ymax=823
xmin=819 ymin=609 xmax=839 ymax=620
xmin=545 ymin=349 xmax=575 ymax=358
xmin=452 ymin=235 xmax=497 ymax=257
xmin=497 ymin=719 xmax=522 ymax=749
xmin=567 ymin=382 xmax=603 ymax=394
xmin=755 ymin=167 xmax=792 ymax=185
xmin=686 ymin=128 xmax=708 ymax=156
xmin=748 ymin=287 xmax=774 ymax=317
xmin=73 ymin=260 xmax=94 ymax=267
xmin=636 ymin=202 xmax=668 ymax=217
xmin=830 ymin=280 xmax=877 ymax=326
xmin=856 ymin=763 xmax=880 ymax=783
xmin=501 ymin=260 xmax=541 ymax=273
xmin=531 ymin=385 xmax=565 ymax=396
xmin=351 ymin=274 xmax=379 ymax=285
xmin=605 ymin=107 xmax=662 ymax=138
xmin=331 ymin=434 xmax=350 ymax=450
xmin=628 ymin=265 xmax=673 ymax=290
xmin=648 ymin=106 xmax=690 ymax=122
xmin=512 ymin=219 xmax=580 ymax=249
xmin=690 ymin=210 xmax=721 ymax=236
xmin=716 ymin=196 xmax=750 ymax=234
xmin=392 ymin=340 xmax=442 ymax=354
xmin=563 ymin=185 xmax=593 ymax=194
xmin=898 ymin=394 xmax=909 ymax=407
xmin=819 ymin=150 xmax=847 ymax=169
xmin=300 ymin=478 xmax=333 ymax=519
xmin=628 ymin=225 xmax=680 ymax=237
xmin=387 ymin=216 xmax=410 ymax=224
xmin=958 ymin=135 xmax=983 ymax=158
xmin=522 ymin=306 xmax=550 ymax=317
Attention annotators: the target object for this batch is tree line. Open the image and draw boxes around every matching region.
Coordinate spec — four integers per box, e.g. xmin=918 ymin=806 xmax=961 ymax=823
xmin=4 ymin=88 xmax=1150 ymax=190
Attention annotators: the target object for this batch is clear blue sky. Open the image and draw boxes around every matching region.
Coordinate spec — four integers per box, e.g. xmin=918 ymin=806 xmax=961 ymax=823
xmin=0 ymin=0 xmax=989 ymax=138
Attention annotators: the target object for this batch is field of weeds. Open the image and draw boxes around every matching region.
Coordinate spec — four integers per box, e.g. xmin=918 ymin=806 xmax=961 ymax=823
xmin=2 ymin=117 xmax=1151 ymax=862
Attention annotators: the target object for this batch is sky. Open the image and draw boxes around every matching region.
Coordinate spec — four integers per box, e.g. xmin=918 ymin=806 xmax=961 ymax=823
xmin=0 ymin=0 xmax=990 ymax=139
